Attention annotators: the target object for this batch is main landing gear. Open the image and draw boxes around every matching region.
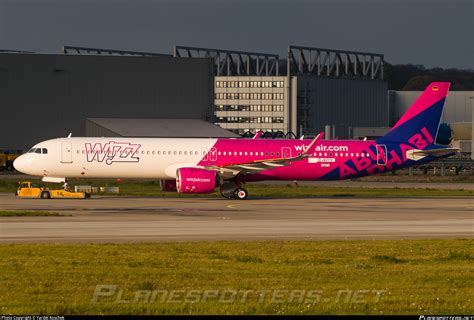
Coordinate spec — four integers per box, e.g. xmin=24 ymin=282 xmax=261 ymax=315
xmin=219 ymin=179 xmax=248 ymax=200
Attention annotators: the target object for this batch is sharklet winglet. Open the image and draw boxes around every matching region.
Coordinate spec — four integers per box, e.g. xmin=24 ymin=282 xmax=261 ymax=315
xmin=303 ymin=132 xmax=324 ymax=156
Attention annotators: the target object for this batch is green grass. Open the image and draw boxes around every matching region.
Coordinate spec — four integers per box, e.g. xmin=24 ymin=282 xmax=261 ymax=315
xmin=0 ymin=240 xmax=472 ymax=315
xmin=1 ymin=178 xmax=473 ymax=198
xmin=0 ymin=210 xmax=66 ymax=217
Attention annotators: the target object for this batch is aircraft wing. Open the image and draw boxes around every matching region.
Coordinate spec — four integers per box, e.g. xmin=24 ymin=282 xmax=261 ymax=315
xmin=203 ymin=133 xmax=324 ymax=179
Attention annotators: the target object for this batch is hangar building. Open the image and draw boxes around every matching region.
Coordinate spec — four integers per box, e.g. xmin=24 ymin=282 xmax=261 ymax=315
xmin=0 ymin=48 xmax=214 ymax=149
xmin=175 ymin=46 xmax=387 ymax=138
xmin=2 ymin=44 xmax=388 ymax=150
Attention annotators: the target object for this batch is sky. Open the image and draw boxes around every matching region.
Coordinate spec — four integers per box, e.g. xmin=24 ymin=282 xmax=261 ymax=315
xmin=0 ymin=0 xmax=472 ymax=69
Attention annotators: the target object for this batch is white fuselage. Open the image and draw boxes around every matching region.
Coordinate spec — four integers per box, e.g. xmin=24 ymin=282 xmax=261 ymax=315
xmin=14 ymin=137 xmax=218 ymax=179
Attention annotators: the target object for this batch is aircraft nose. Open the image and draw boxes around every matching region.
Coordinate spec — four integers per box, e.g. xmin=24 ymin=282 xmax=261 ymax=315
xmin=13 ymin=154 xmax=32 ymax=173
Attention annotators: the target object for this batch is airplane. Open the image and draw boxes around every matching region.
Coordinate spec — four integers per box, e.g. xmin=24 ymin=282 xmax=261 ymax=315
xmin=14 ymin=82 xmax=459 ymax=200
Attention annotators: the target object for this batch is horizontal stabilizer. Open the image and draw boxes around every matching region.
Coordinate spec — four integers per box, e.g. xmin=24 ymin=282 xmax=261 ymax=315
xmin=406 ymin=148 xmax=460 ymax=161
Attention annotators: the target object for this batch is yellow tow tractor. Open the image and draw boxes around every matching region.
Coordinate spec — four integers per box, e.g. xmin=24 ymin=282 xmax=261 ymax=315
xmin=15 ymin=181 xmax=90 ymax=199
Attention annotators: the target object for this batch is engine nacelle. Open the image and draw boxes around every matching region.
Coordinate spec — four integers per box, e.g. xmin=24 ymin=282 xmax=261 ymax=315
xmin=160 ymin=180 xmax=177 ymax=192
xmin=176 ymin=167 xmax=217 ymax=194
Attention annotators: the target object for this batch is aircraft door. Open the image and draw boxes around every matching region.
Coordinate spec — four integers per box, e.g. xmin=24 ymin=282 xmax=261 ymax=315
xmin=282 ymin=147 xmax=292 ymax=158
xmin=209 ymin=147 xmax=217 ymax=161
xmin=61 ymin=142 xmax=73 ymax=163
xmin=376 ymin=144 xmax=387 ymax=165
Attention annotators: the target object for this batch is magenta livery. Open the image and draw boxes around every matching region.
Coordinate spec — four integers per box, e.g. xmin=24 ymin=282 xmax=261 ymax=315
xmin=14 ymin=82 xmax=458 ymax=199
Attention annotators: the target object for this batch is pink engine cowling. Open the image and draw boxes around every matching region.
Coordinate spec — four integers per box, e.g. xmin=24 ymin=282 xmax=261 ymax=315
xmin=176 ymin=167 xmax=217 ymax=194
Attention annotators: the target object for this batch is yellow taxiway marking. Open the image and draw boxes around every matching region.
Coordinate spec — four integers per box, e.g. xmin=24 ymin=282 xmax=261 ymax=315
xmin=227 ymin=204 xmax=238 ymax=209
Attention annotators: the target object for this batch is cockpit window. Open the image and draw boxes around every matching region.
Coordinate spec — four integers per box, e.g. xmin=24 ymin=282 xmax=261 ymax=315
xmin=28 ymin=147 xmax=48 ymax=154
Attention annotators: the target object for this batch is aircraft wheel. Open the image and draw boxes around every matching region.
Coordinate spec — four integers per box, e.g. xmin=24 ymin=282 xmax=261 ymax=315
xmin=233 ymin=188 xmax=248 ymax=200
xmin=40 ymin=191 xmax=51 ymax=199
